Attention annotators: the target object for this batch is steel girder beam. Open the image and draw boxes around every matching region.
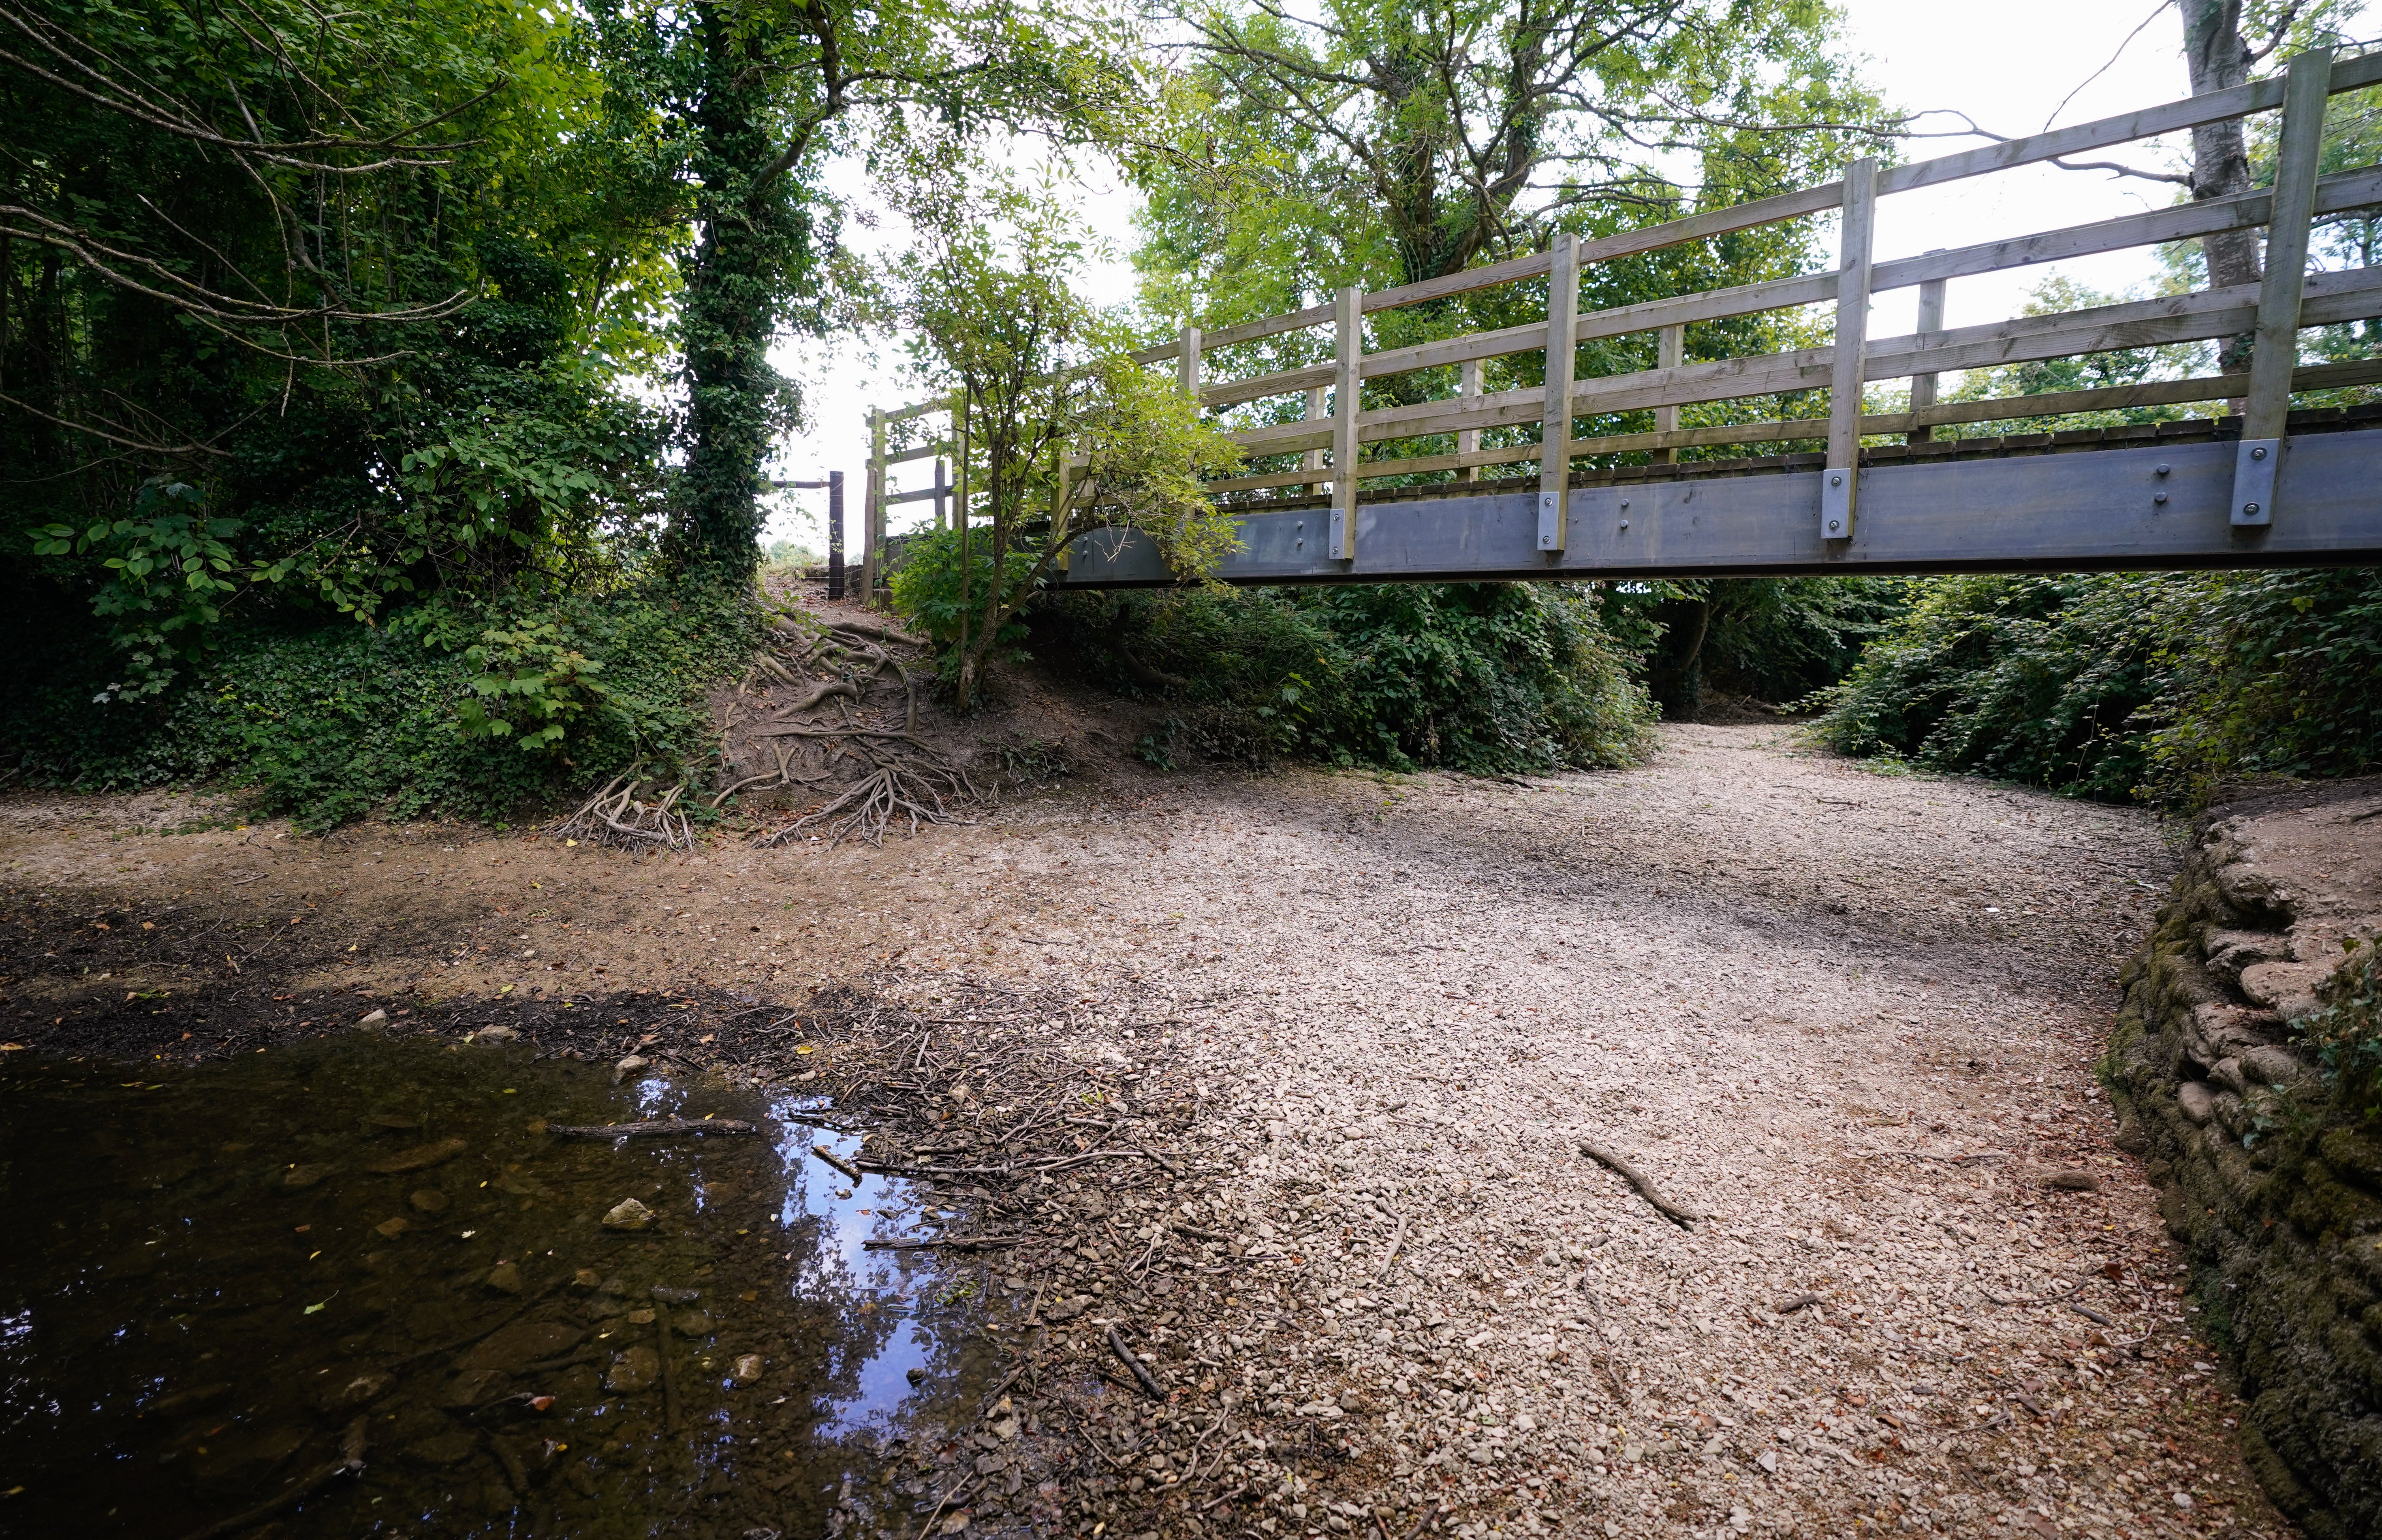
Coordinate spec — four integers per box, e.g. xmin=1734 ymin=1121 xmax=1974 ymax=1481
xmin=1054 ymin=429 xmax=2382 ymax=588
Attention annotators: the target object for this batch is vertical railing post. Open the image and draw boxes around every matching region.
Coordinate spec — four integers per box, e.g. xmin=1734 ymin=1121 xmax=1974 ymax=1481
xmin=1303 ymin=386 xmax=1327 ymax=495
xmin=826 ymin=469 xmax=845 ymax=600
xmin=864 ymin=407 xmax=884 ymax=608
xmin=2235 ymin=45 xmax=2334 ymax=529
xmin=1330 ymin=286 xmax=1361 ymax=561
xmin=1538 ymin=232 xmax=1579 ymax=553
xmin=1651 ymin=323 xmax=1683 ymax=465
xmin=932 ymin=456 xmax=948 ymax=531
xmin=1907 ymin=269 xmax=1948 ymax=444
xmin=1455 ymin=358 xmax=1482 ymax=482
xmin=1179 ymin=324 xmax=1202 ymax=398
xmin=1822 ymin=157 xmax=1878 ymax=542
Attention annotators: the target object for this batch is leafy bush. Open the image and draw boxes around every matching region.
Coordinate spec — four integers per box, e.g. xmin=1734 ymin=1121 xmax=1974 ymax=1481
xmin=1033 ymin=581 xmax=1658 ymax=774
xmin=888 ymin=526 xmax=1042 ymax=659
xmin=1812 ymin=569 xmax=2382 ymax=806
xmin=0 ymin=580 xmax=758 ymax=832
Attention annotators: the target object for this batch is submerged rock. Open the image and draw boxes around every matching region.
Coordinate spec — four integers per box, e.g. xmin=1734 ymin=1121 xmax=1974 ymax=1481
xmin=606 ymin=1346 xmax=661 ymax=1393
xmin=282 ymin=1163 xmax=336 ymax=1190
xmin=408 ymin=1188 xmax=449 ymax=1212
xmin=365 ymin=1137 xmax=468 ymax=1175
xmin=730 ymin=1354 xmax=765 ymax=1385
xmin=602 ymin=1198 xmax=655 ymax=1231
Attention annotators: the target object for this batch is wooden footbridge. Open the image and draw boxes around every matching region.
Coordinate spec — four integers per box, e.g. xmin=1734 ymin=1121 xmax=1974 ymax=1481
xmin=859 ymin=47 xmax=2382 ymax=590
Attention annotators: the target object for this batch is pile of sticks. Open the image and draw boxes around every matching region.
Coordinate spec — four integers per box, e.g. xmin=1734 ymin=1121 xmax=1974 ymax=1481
xmin=547 ymin=773 xmax=694 ymax=852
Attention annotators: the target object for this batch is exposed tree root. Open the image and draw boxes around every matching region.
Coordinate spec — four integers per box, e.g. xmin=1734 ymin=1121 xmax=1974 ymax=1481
xmin=696 ymin=592 xmax=973 ymax=843
xmin=549 ymin=774 xmax=695 ymax=852
xmin=754 ymin=740 xmax=979 ymax=847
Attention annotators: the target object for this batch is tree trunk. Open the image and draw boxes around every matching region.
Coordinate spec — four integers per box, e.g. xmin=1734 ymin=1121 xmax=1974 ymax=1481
xmin=672 ymin=2 xmax=802 ymax=575
xmin=2177 ymin=0 xmax=2262 ymax=374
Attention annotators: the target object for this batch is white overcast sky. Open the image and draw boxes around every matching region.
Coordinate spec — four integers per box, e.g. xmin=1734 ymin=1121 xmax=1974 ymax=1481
xmin=760 ymin=0 xmax=2354 ymax=546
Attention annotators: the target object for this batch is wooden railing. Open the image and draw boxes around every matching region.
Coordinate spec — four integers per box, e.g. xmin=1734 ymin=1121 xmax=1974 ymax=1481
xmin=861 ymin=45 xmax=2382 ymax=594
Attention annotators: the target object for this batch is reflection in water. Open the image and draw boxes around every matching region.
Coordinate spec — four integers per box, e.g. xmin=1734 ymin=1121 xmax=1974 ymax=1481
xmin=0 ymin=1032 xmax=992 ymax=1536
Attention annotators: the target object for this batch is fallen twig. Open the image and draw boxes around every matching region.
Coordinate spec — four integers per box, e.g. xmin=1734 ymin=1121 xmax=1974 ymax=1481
xmin=1579 ymin=1138 xmax=1701 ymax=1229
xmin=1108 ymin=1325 xmax=1166 ymax=1399
xmin=1375 ymin=1212 xmax=1409 ymax=1279
xmin=544 ymin=1118 xmax=760 ymax=1139
xmin=812 ymin=1143 xmax=863 ymax=1180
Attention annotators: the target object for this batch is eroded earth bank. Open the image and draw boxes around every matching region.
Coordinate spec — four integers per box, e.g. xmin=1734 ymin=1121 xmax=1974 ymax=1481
xmin=0 ymin=725 xmax=2303 ymax=1538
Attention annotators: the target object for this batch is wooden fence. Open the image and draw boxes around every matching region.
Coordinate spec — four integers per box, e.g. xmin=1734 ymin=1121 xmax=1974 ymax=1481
xmin=860 ymin=45 xmax=2382 ymax=597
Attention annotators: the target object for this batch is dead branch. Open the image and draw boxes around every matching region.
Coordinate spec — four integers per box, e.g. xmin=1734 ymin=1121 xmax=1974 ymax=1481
xmin=1579 ymin=1138 xmax=1701 ymax=1229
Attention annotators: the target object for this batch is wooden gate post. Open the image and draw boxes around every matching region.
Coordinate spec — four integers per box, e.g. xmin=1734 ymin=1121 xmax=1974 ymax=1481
xmin=1538 ymin=232 xmax=1579 ymax=553
xmin=1179 ymin=324 xmax=1202 ymax=398
xmin=1331 ymin=286 xmax=1361 ymax=561
xmin=1822 ymin=158 xmax=1878 ymax=542
xmin=2234 ymin=45 xmax=2334 ymax=529
xmin=864 ymin=407 xmax=885 ymax=607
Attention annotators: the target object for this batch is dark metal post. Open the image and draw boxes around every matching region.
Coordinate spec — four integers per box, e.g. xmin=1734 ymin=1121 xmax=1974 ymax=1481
xmin=826 ymin=470 xmax=846 ymax=599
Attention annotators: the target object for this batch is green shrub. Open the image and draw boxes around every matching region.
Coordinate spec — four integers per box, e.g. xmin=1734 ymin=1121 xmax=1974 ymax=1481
xmin=0 ymin=580 xmax=758 ymax=831
xmin=1032 ymin=581 xmax=1658 ymax=774
xmin=887 ymin=526 xmax=1041 ymax=660
xmin=1812 ymin=568 xmax=2382 ymax=806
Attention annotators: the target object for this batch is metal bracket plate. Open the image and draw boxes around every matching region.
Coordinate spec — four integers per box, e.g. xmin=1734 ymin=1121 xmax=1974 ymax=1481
xmin=1819 ymin=467 xmax=1855 ymax=541
xmin=1328 ymin=508 xmax=1350 ymax=560
xmin=1537 ymin=491 xmax=1564 ymax=552
xmin=2230 ymin=438 xmax=2279 ymax=527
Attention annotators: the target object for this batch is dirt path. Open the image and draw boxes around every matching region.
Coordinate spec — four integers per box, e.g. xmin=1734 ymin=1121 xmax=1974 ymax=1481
xmin=0 ymin=724 xmax=2292 ymax=1536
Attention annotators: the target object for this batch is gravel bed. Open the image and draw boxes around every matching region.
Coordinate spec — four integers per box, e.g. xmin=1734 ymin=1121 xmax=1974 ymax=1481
xmin=976 ymin=724 xmax=2290 ymax=1538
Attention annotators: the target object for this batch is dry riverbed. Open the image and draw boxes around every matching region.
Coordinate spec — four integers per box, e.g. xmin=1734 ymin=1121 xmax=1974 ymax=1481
xmin=0 ymin=724 xmax=2294 ymax=1537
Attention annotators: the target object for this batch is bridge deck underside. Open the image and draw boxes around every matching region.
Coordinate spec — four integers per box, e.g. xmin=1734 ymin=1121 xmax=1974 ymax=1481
xmin=1055 ymin=414 xmax=2382 ymax=587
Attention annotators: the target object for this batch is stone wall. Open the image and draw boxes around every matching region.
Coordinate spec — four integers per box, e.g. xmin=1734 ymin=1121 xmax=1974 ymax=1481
xmin=2106 ymin=777 xmax=2382 ymax=1538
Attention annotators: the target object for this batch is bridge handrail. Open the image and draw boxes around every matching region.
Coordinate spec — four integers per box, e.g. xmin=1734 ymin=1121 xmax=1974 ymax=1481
xmin=859 ymin=45 xmax=2378 ymax=584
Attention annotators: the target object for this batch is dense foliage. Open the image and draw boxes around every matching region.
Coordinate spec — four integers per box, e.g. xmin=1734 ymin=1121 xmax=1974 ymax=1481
xmin=2 ymin=0 xmax=1144 ymax=823
xmin=0 ymin=580 xmax=758 ymax=830
xmin=1813 ymin=569 xmax=2382 ymax=807
xmin=1033 ymin=582 xmax=1657 ymax=774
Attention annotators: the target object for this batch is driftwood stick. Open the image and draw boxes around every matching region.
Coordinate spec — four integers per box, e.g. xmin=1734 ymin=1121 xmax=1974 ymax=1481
xmin=177 ymin=1416 xmax=367 ymax=1540
xmin=1579 ymin=1138 xmax=1701 ymax=1229
xmin=544 ymin=1118 xmax=761 ymax=1139
xmin=812 ymin=1143 xmax=863 ymax=1180
xmin=1108 ymin=1325 xmax=1166 ymax=1399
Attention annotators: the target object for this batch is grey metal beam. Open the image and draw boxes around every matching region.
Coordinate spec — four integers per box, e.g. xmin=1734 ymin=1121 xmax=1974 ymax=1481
xmin=1053 ymin=429 xmax=2382 ymax=587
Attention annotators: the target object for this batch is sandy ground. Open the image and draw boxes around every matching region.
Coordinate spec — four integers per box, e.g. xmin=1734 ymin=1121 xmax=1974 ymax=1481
xmin=0 ymin=723 xmax=2292 ymax=1537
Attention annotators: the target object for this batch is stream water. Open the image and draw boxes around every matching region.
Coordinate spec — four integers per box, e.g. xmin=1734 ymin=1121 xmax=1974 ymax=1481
xmin=0 ymin=1030 xmax=995 ymax=1536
